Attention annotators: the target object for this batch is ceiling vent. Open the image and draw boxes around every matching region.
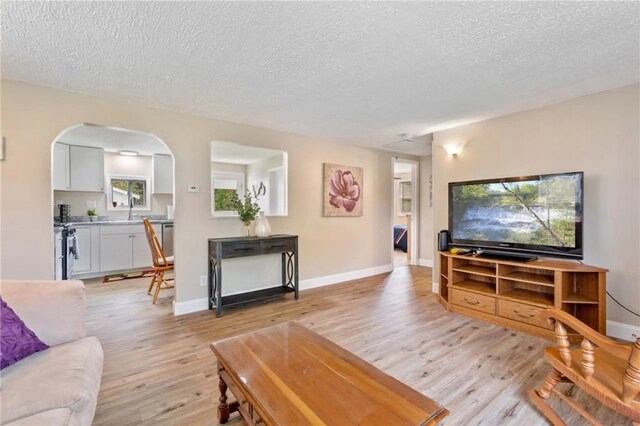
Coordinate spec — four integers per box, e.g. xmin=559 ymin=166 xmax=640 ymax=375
xmin=377 ymin=133 xmax=433 ymax=156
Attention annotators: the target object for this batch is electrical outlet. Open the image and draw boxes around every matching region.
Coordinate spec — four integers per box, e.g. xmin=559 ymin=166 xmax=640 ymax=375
xmin=200 ymin=275 xmax=207 ymax=287
xmin=86 ymin=200 xmax=97 ymax=209
xmin=187 ymin=184 xmax=200 ymax=193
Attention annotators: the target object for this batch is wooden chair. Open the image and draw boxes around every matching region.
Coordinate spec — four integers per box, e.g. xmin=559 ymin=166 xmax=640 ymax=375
xmin=143 ymin=219 xmax=174 ymax=304
xmin=529 ymin=308 xmax=640 ymax=425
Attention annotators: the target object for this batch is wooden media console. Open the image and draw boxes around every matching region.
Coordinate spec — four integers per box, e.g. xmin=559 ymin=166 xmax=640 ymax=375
xmin=438 ymin=252 xmax=607 ymax=340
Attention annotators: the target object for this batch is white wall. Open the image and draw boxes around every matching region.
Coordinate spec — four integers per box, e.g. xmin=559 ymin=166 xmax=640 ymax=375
xmin=53 ymin=151 xmax=173 ymax=217
xmin=432 ymin=84 xmax=640 ymax=326
xmin=0 ymin=80 xmax=418 ymax=306
xmin=211 ymin=162 xmax=247 ymax=175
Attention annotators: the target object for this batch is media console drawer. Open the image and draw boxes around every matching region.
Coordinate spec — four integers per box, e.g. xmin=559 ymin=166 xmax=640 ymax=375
xmin=451 ymin=289 xmax=495 ymax=314
xmin=498 ymin=300 xmax=553 ymax=330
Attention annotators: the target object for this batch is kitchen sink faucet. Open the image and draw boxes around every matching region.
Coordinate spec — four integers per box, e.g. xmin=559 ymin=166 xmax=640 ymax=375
xmin=128 ymin=194 xmax=134 ymax=221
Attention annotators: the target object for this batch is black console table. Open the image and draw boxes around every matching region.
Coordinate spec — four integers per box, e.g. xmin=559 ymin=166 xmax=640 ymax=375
xmin=208 ymin=234 xmax=299 ymax=317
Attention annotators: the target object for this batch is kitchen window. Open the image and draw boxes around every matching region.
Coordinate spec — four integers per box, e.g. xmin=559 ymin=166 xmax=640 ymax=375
xmin=107 ymin=175 xmax=151 ymax=210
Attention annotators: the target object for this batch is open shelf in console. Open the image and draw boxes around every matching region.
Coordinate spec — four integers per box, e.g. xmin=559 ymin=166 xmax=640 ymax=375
xmin=452 ymin=263 xmax=496 ymax=278
xmin=449 ymin=279 xmax=496 ymax=296
xmin=562 ymin=293 xmax=598 ymax=304
xmin=498 ymin=277 xmax=554 ymax=307
xmin=499 ymin=288 xmax=554 ymax=307
xmin=498 ymin=264 xmax=554 ymax=287
xmin=560 ymin=271 xmax=601 ymax=304
xmin=439 ymin=253 xmax=450 ymax=303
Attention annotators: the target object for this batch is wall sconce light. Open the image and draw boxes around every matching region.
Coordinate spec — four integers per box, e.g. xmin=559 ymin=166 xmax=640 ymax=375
xmin=439 ymin=140 xmax=467 ymax=158
xmin=118 ymin=150 xmax=139 ymax=156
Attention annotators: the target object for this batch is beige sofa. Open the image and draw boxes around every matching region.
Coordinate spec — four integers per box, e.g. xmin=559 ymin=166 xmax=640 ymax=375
xmin=0 ymin=280 xmax=103 ymax=425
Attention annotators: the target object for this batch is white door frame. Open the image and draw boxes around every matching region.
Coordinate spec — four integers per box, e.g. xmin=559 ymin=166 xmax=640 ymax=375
xmin=391 ymin=158 xmax=419 ymax=266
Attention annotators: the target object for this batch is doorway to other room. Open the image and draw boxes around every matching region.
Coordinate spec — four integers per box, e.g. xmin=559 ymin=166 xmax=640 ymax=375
xmin=51 ymin=123 xmax=176 ymax=306
xmin=392 ymin=159 xmax=419 ymax=268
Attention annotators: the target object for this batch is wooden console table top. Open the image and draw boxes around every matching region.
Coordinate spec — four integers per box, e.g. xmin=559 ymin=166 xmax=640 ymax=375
xmin=211 ymin=322 xmax=448 ymax=425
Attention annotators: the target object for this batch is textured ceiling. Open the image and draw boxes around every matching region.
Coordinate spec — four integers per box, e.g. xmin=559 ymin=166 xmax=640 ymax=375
xmin=2 ymin=2 xmax=639 ymax=154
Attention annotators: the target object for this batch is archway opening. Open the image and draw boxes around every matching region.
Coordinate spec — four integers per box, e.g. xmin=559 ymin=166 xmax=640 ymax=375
xmin=50 ymin=123 xmax=176 ymax=306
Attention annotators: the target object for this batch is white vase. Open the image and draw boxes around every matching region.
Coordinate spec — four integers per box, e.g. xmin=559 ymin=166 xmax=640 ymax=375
xmin=253 ymin=212 xmax=271 ymax=237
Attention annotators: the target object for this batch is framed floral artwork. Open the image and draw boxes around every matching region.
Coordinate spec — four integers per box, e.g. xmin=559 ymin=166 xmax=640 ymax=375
xmin=323 ymin=163 xmax=363 ymax=217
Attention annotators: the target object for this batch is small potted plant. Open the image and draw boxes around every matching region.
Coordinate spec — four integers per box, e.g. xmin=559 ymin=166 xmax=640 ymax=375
xmin=233 ymin=192 xmax=261 ymax=236
xmin=87 ymin=209 xmax=98 ymax=222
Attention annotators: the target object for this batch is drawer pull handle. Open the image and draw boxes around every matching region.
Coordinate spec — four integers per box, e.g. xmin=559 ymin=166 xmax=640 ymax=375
xmin=464 ymin=297 xmax=480 ymax=306
xmin=234 ymin=247 xmax=254 ymax=251
xmin=514 ymin=309 xmax=535 ymax=319
xmin=269 ymin=244 xmax=286 ymax=248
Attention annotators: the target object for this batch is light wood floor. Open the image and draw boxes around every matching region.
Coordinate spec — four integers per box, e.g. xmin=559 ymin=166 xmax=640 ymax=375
xmin=393 ymin=249 xmax=408 ymax=267
xmin=85 ymin=266 xmax=631 ymax=425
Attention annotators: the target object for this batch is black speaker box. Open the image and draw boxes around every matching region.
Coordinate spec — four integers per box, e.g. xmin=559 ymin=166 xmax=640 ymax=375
xmin=438 ymin=230 xmax=450 ymax=251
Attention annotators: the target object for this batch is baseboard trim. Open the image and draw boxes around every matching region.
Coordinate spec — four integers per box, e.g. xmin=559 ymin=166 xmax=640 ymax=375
xmin=173 ymin=263 xmax=394 ymax=316
xmin=432 ymin=280 xmax=438 ymax=294
xmin=607 ymin=320 xmax=640 ymax=342
xmin=173 ymin=298 xmax=208 ymax=316
xmin=418 ymin=258 xmax=433 ymax=268
xmin=299 ymin=264 xmax=393 ymax=291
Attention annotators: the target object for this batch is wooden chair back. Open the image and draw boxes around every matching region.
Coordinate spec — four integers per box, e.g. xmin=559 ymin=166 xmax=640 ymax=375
xmin=529 ymin=308 xmax=640 ymax=424
xmin=143 ymin=219 xmax=170 ymax=270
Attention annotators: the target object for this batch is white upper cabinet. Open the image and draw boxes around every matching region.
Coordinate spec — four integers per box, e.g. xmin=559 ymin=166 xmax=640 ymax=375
xmin=69 ymin=145 xmax=104 ymax=192
xmin=53 ymin=143 xmax=70 ymax=190
xmin=152 ymin=154 xmax=173 ymax=194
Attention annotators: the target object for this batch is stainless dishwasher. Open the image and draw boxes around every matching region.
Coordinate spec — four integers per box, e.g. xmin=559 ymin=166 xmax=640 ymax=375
xmin=162 ymin=223 xmax=173 ymax=257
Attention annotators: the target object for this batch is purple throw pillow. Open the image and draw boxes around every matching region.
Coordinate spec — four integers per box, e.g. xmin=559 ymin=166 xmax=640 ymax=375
xmin=0 ymin=296 xmax=49 ymax=369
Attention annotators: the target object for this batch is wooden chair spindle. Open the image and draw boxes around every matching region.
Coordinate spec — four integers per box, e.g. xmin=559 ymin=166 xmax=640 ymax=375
xmin=556 ymin=322 xmax=572 ymax=367
xmin=622 ymin=338 xmax=640 ymax=404
xmin=581 ymin=338 xmax=595 ymax=381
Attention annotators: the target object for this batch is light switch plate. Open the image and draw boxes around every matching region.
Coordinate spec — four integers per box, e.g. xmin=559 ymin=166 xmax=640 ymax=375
xmin=187 ymin=185 xmax=200 ymax=193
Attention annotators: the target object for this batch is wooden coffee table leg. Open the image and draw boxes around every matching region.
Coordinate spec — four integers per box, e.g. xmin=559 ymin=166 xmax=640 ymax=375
xmin=218 ymin=376 xmax=230 ymax=423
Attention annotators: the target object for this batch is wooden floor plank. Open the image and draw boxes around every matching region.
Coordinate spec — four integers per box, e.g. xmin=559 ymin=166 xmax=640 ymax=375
xmin=85 ymin=266 xmax=630 ymax=425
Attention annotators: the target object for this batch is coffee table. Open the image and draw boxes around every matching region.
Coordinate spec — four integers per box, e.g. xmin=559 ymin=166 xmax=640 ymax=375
xmin=210 ymin=322 xmax=448 ymax=425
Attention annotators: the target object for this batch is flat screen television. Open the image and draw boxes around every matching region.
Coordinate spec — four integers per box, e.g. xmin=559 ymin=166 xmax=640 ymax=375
xmin=449 ymin=171 xmax=583 ymax=260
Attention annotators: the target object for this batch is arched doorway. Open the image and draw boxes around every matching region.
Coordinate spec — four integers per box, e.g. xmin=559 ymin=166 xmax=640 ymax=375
xmin=50 ymin=123 xmax=176 ymax=305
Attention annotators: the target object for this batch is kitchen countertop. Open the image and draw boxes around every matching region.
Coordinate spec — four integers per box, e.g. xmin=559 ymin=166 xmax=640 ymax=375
xmin=63 ymin=219 xmax=173 ymax=226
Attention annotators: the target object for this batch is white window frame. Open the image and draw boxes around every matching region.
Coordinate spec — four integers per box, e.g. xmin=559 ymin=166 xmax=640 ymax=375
xmin=106 ymin=174 xmax=151 ymax=211
xmin=399 ymin=180 xmax=412 ymax=215
xmin=211 ymin=171 xmax=245 ymax=217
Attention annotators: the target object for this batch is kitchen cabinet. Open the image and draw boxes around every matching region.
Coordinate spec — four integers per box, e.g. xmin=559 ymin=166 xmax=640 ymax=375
xmin=132 ymin=233 xmax=152 ymax=268
xmin=53 ymin=143 xmax=70 ymax=190
xmin=100 ymin=234 xmax=133 ymax=271
xmin=99 ymin=225 xmax=153 ymax=272
xmin=73 ymin=226 xmax=100 ymax=274
xmin=152 ymin=154 xmax=173 ymax=194
xmin=69 ymin=146 xmax=104 ymax=192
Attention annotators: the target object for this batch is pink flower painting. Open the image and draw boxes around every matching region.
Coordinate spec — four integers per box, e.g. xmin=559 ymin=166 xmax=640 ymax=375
xmin=323 ymin=164 xmax=363 ymax=217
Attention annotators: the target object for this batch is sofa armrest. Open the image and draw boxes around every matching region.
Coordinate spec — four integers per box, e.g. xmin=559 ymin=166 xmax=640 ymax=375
xmin=0 ymin=280 xmax=86 ymax=347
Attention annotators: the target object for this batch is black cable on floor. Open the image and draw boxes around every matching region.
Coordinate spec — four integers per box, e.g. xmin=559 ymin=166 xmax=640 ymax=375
xmin=606 ymin=291 xmax=640 ymax=318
